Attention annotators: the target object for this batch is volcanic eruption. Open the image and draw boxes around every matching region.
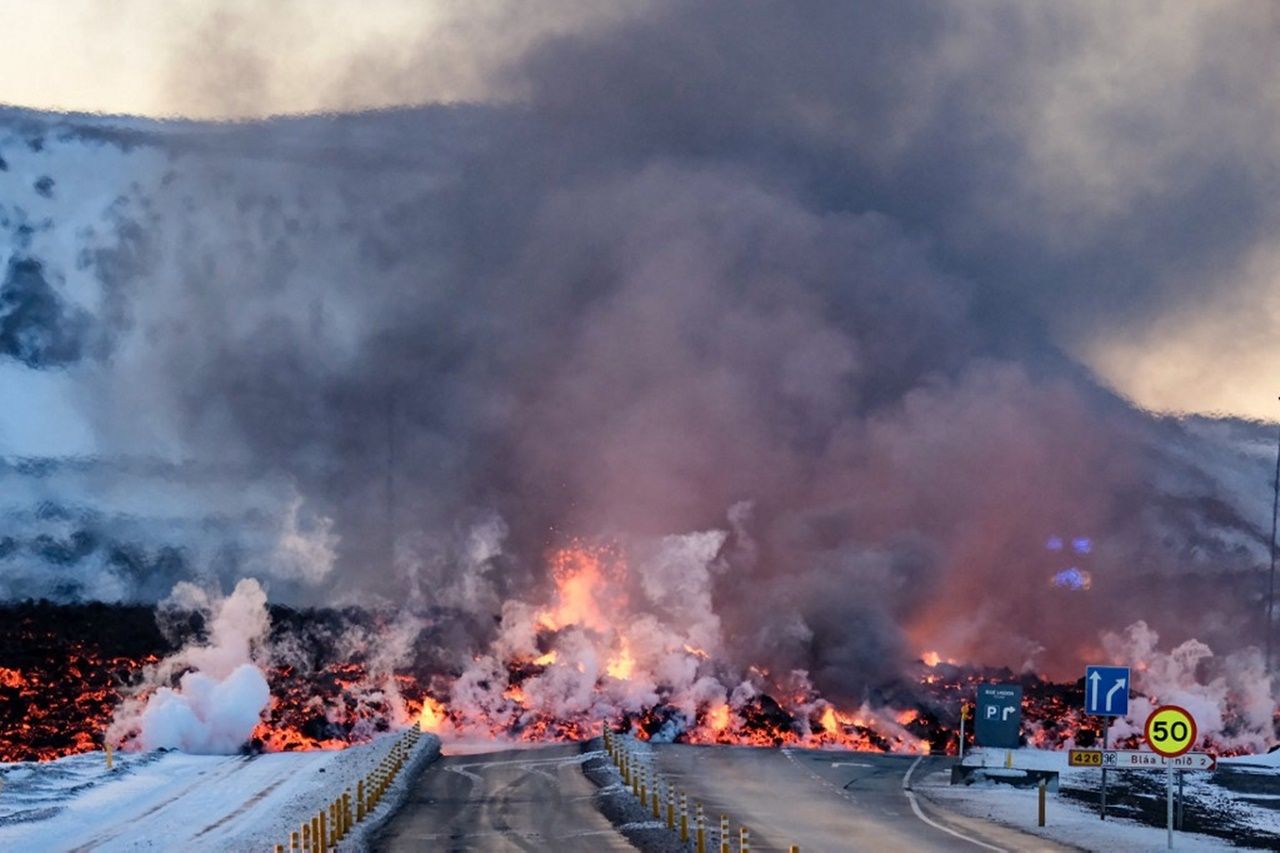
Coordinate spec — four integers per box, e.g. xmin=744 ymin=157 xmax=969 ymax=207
xmin=2 ymin=1 xmax=1279 ymax=763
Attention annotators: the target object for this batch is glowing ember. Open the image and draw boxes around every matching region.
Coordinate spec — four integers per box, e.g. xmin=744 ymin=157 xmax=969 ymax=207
xmin=605 ymin=639 xmax=635 ymax=681
xmin=534 ymin=542 xmax=623 ymax=632
xmin=418 ymin=696 xmax=447 ymax=733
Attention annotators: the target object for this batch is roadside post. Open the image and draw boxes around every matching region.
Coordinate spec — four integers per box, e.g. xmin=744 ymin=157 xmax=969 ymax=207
xmin=1177 ymin=771 xmax=1184 ymax=830
xmin=1145 ymin=704 xmax=1197 ymax=849
xmin=957 ymin=701 xmax=969 ymax=762
xmin=1083 ymin=665 xmax=1129 ymax=819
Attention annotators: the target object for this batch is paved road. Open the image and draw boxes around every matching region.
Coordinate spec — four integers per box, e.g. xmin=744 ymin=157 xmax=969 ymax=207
xmin=648 ymin=744 xmax=1074 ymax=852
xmin=371 ymin=742 xmax=636 ymax=852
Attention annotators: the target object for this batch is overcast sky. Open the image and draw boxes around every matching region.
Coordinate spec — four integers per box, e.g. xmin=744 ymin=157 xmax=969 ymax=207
xmin=0 ymin=0 xmax=1277 ymax=423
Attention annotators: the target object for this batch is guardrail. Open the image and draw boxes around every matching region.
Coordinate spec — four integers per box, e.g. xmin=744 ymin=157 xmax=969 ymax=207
xmin=272 ymin=724 xmax=423 ymax=852
xmin=603 ymin=727 xmax=800 ymax=853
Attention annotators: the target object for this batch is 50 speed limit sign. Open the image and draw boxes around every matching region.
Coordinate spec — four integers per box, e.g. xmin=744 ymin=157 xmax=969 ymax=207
xmin=1145 ymin=705 xmax=1197 ymax=758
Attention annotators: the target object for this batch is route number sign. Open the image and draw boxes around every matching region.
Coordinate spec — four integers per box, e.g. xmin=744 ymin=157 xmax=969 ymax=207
xmin=1068 ymin=749 xmax=1102 ymax=766
xmin=1145 ymin=705 xmax=1197 ymax=758
xmin=1069 ymin=749 xmax=1216 ymax=771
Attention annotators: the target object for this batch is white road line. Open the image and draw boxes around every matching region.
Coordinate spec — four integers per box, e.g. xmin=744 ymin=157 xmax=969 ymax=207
xmin=902 ymin=756 xmax=1006 ymax=852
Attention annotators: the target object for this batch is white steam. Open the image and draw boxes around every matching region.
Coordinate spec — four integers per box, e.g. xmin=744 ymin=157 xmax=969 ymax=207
xmin=1102 ymin=620 xmax=1276 ymax=754
xmin=108 ymin=578 xmax=272 ymax=753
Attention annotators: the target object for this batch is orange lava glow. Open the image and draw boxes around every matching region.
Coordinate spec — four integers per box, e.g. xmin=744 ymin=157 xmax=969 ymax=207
xmin=605 ymin=639 xmax=635 ymax=681
xmin=535 ymin=542 xmax=624 ymax=632
xmin=418 ymin=696 xmax=447 ymax=733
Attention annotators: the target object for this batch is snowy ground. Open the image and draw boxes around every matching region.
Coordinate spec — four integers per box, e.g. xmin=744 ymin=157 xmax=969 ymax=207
xmin=920 ymin=747 xmax=1280 ymax=851
xmin=0 ymin=731 xmax=439 ymax=851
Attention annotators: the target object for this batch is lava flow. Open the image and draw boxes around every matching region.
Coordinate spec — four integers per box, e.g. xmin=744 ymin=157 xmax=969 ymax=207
xmin=2 ymin=541 xmax=1269 ymax=763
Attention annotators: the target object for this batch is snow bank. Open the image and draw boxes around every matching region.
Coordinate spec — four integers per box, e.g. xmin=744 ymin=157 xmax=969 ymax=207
xmin=0 ymin=731 xmax=439 ymax=851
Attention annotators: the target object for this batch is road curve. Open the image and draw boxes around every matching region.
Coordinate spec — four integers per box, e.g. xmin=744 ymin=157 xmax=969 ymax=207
xmin=370 ymin=742 xmax=635 ymax=852
xmin=648 ymin=744 xmax=1074 ymax=852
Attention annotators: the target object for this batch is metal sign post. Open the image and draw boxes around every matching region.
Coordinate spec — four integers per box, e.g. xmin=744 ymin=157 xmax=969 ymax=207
xmin=1101 ymin=718 xmax=1108 ymax=820
xmin=1084 ymin=665 xmax=1128 ymax=821
xmin=1144 ymin=704 xmax=1198 ymax=850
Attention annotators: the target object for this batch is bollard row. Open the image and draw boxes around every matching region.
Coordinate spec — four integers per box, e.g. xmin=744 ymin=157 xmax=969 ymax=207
xmin=602 ymin=727 xmax=800 ymax=853
xmin=272 ymin=724 xmax=424 ymax=852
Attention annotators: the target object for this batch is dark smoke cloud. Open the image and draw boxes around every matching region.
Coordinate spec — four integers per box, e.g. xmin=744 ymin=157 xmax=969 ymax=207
xmin=0 ymin=258 xmax=91 ymax=368
xmin=4 ymin=1 xmax=1280 ymax=701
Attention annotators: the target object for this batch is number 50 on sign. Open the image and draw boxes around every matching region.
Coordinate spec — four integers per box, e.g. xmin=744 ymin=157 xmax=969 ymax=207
xmin=1145 ymin=705 xmax=1197 ymax=758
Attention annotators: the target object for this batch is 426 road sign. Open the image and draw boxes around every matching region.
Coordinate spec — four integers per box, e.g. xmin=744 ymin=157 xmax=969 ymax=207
xmin=1069 ymin=749 xmax=1216 ymax=771
xmin=1084 ymin=665 xmax=1129 ymax=716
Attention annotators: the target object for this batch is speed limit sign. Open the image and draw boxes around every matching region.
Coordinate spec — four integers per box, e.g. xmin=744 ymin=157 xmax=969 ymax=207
xmin=1145 ymin=705 xmax=1197 ymax=758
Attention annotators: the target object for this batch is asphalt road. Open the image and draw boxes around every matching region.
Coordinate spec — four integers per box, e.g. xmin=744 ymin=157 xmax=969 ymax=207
xmin=648 ymin=744 xmax=1073 ymax=852
xmin=371 ymin=742 xmax=636 ymax=852
xmin=374 ymin=740 xmax=1072 ymax=852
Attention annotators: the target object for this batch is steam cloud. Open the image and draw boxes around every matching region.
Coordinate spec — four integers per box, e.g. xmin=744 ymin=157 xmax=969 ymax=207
xmin=108 ymin=579 xmax=271 ymax=753
xmin=2 ymin=0 xmax=1279 ymax=724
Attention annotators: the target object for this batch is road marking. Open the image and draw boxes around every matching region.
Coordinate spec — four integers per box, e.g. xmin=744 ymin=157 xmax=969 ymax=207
xmin=781 ymin=748 xmax=859 ymax=804
xmin=831 ymin=762 xmax=875 ymax=768
xmin=901 ymin=756 xmax=1006 ymax=852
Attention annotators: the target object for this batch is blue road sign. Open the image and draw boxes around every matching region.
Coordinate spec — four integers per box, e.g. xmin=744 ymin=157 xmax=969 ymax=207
xmin=1084 ymin=665 xmax=1130 ymax=716
xmin=975 ymin=683 xmax=1022 ymax=748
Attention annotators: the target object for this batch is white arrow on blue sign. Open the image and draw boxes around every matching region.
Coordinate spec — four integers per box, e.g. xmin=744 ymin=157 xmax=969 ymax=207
xmin=1084 ymin=665 xmax=1130 ymax=716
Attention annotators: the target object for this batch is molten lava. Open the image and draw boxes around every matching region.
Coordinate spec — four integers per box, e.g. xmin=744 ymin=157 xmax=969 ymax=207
xmin=4 ymin=543 xmax=1270 ymax=763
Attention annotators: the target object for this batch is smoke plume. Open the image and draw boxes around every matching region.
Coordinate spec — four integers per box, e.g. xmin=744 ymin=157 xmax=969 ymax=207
xmin=2 ymin=0 xmax=1279 ymax=724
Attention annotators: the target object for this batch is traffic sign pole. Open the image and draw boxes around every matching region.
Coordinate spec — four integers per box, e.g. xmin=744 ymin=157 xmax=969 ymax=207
xmin=1100 ymin=720 xmax=1108 ymax=820
xmin=1166 ymin=762 xmax=1174 ymax=849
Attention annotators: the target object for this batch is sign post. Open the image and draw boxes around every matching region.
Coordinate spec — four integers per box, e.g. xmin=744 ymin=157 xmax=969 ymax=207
xmin=1084 ymin=665 xmax=1129 ymax=820
xmin=1067 ymin=749 xmax=1215 ymax=771
xmin=1144 ymin=705 xmax=1197 ymax=850
xmin=975 ymin=684 xmax=1022 ymax=750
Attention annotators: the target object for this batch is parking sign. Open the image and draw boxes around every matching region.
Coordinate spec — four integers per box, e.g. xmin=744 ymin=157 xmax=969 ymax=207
xmin=975 ymin=683 xmax=1022 ymax=748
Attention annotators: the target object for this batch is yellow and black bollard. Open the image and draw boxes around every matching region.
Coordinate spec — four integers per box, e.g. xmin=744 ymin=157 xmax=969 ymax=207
xmin=104 ymin=741 xmax=114 ymax=771
xmin=680 ymin=793 xmax=689 ymax=842
xmin=290 ymin=830 xmax=299 ymax=851
xmin=720 ymin=814 xmax=730 ymax=853
xmin=696 ymin=803 xmax=706 ymax=853
xmin=740 ymin=826 xmax=750 ymax=853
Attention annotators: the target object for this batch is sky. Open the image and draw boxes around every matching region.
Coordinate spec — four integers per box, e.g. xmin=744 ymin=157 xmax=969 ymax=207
xmin=0 ymin=0 xmax=1276 ymax=423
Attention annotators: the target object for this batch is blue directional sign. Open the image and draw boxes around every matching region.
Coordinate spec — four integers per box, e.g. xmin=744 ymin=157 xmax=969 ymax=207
xmin=1084 ymin=665 xmax=1130 ymax=717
